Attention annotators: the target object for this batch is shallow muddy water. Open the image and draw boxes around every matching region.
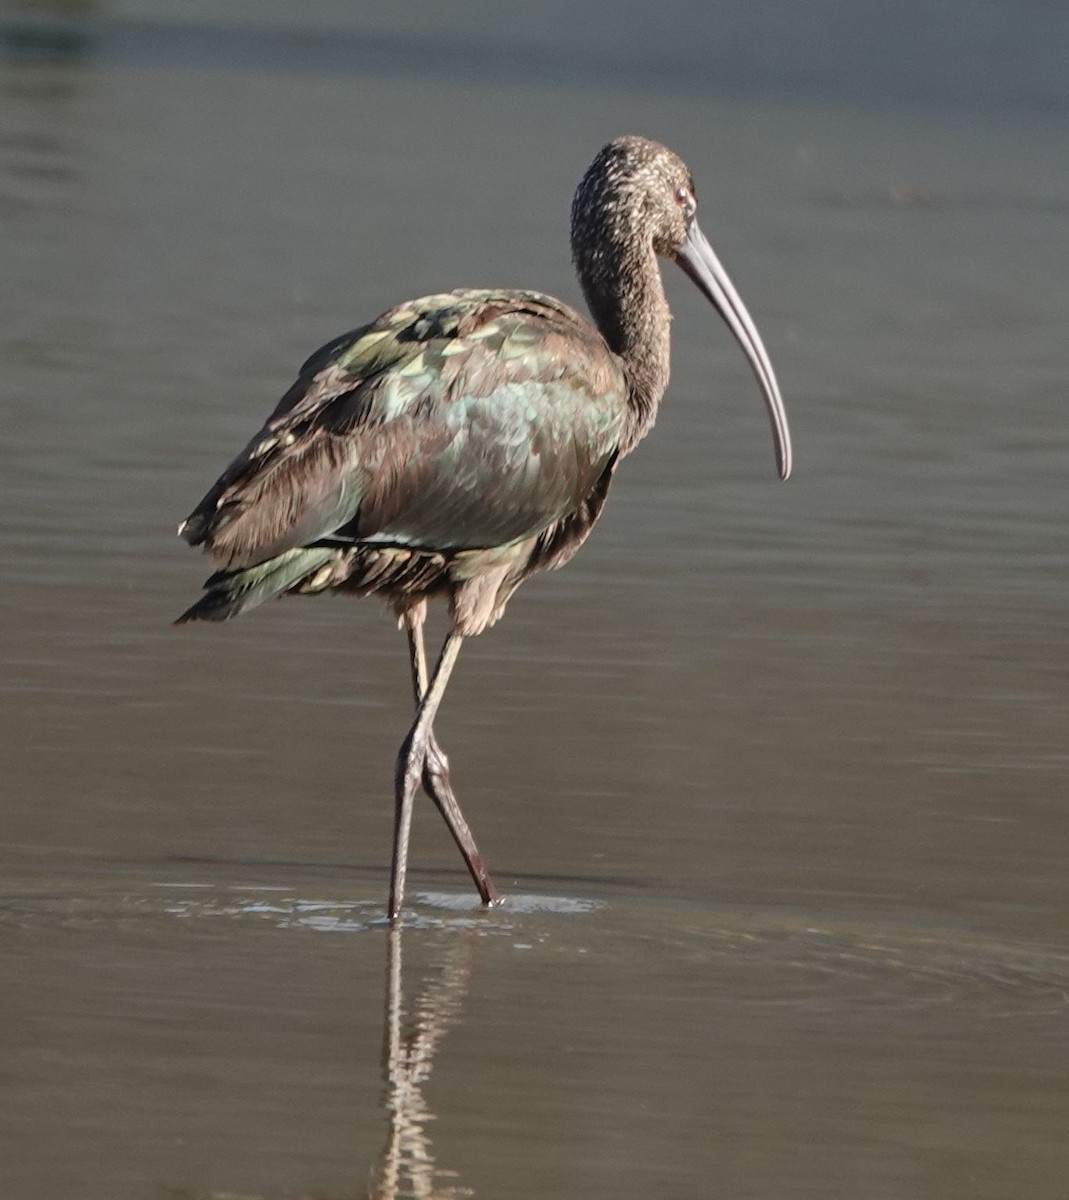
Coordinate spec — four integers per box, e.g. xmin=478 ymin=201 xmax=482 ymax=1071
xmin=2 ymin=3 xmax=1068 ymax=1197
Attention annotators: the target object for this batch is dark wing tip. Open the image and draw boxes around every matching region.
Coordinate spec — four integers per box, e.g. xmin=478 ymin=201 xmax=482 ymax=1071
xmin=177 ymin=513 xmax=209 ymax=546
xmin=173 ymin=583 xmax=243 ymax=624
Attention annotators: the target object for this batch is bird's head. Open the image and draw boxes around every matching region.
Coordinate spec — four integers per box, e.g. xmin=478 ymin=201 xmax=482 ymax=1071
xmin=572 ymin=135 xmax=698 ymax=256
xmin=572 ymin=135 xmax=792 ymax=481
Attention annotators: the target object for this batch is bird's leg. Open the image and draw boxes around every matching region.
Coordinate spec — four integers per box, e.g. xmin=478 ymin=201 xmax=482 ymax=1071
xmin=402 ymin=615 xmax=500 ymax=909
xmin=390 ymin=632 xmax=466 ymax=920
xmin=403 ymin=610 xmax=446 ymax=772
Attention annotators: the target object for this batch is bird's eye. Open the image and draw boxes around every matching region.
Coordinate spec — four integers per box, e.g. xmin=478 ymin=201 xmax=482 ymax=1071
xmin=675 ymin=186 xmax=696 ymax=218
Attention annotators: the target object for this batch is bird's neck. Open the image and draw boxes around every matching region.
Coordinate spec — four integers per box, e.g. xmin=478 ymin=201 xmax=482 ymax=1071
xmin=575 ymin=233 xmax=672 ymax=451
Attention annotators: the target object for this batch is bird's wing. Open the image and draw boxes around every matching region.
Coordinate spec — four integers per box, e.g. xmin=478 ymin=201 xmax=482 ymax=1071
xmin=180 ymin=290 xmax=628 ymax=569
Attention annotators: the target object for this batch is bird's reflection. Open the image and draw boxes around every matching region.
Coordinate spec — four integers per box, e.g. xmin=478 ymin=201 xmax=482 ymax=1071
xmin=369 ymin=923 xmax=477 ymax=1199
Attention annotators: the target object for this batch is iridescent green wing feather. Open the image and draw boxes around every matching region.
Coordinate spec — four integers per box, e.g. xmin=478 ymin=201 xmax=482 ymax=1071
xmin=180 ymin=289 xmax=627 ymax=569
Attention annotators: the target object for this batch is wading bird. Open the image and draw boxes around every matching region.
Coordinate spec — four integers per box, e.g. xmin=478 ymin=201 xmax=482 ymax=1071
xmin=177 ymin=136 xmax=792 ymax=919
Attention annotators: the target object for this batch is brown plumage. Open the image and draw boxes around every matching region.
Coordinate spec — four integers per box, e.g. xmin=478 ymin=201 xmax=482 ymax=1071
xmin=177 ymin=135 xmax=793 ymax=919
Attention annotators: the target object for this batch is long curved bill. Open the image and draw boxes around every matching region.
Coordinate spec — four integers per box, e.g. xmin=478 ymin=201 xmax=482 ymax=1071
xmin=673 ymin=218 xmax=793 ymax=480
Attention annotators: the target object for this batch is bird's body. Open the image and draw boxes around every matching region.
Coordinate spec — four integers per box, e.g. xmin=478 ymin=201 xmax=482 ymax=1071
xmin=178 ymin=289 xmax=626 ymax=636
xmin=178 ymin=136 xmax=792 ymax=919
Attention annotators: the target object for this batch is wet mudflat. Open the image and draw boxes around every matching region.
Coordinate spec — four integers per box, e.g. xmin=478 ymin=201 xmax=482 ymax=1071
xmin=2 ymin=3 xmax=1068 ymax=1198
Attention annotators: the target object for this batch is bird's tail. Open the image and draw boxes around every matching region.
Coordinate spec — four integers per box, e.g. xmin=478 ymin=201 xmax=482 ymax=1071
xmin=174 ymin=546 xmax=339 ymax=624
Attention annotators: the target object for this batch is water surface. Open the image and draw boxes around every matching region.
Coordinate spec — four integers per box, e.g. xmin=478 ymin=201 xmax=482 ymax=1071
xmin=2 ymin=3 xmax=1068 ymax=1198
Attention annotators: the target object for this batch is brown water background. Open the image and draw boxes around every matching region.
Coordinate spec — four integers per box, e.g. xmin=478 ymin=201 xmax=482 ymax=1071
xmin=2 ymin=2 xmax=1069 ymax=1197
